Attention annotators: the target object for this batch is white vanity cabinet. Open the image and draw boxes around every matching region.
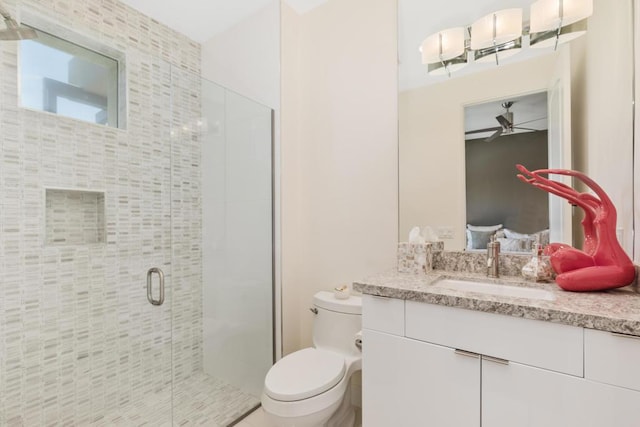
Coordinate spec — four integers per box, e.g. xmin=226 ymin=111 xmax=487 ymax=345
xmin=364 ymin=329 xmax=479 ymax=427
xmin=362 ymin=295 xmax=640 ymax=427
xmin=482 ymin=358 xmax=640 ymax=427
xmin=584 ymin=328 xmax=640 ymax=392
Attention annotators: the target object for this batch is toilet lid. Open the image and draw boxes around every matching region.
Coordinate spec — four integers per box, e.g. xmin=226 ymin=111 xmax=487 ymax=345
xmin=264 ymin=348 xmax=346 ymax=402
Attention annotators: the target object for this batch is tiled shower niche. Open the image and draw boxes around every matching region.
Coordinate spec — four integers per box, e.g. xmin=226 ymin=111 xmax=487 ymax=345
xmin=45 ymin=188 xmax=106 ymax=245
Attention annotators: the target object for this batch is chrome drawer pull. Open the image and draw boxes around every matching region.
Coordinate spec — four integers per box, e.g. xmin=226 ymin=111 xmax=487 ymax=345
xmin=454 ymin=349 xmax=480 ymax=359
xmin=146 ymin=267 xmax=165 ymax=306
xmin=483 ymin=355 xmax=510 ymax=365
xmin=611 ymin=332 xmax=640 ymax=340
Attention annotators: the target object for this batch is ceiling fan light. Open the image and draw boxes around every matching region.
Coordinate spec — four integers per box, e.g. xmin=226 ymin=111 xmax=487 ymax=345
xmin=530 ymin=0 xmax=593 ymax=33
xmin=420 ymin=27 xmax=466 ymax=64
xmin=470 ymin=8 xmax=523 ymax=50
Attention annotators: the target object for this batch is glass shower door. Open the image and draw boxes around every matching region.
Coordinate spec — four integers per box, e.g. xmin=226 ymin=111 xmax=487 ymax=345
xmin=170 ymin=70 xmax=274 ymax=425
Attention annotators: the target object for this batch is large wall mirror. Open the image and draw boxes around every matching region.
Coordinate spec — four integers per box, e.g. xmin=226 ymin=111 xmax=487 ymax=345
xmin=398 ymin=0 xmax=634 ymax=257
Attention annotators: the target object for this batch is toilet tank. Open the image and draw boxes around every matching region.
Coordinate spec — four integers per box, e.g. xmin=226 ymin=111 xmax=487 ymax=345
xmin=312 ymin=291 xmax=362 ymax=356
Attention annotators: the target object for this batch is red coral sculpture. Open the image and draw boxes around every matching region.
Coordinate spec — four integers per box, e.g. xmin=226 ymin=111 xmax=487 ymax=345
xmin=516 ymin=165 xmax=635 ymax=291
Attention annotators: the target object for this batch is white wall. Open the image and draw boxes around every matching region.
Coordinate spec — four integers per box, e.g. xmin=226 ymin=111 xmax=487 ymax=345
xmin=399 ymin=53 xmax=559 ymax=250
xmin=571 ymin=0 xmax=634 ymax=257
xmin=200 ymin=83 xmax=274 ymax=397
xmin=201 ymin=2 xmax=280 ymax=110
xmin=281 ymin=0 xmax=398 ymax=354
xmin=635 ymin=0 xmax=640 ymax=263
xmin=200 ymin=1 xmax=283 ymax=359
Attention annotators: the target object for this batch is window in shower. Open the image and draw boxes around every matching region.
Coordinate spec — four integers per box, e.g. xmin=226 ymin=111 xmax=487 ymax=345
xmin=19 ymin=27 xmax=124 ymax=128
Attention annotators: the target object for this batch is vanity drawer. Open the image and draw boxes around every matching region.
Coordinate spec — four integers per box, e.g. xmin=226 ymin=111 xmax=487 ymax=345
xmin=585 ymin=328 xmax=640 ymax=392
xmin=405 ymin=301 xmax=583 ymax=376
xmin=362 ymin=294 xmax=405 ymax=336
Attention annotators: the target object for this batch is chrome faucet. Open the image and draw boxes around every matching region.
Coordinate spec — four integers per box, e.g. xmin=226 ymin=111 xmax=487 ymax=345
xmin=487 ymin=235 xmax=500 ymax=278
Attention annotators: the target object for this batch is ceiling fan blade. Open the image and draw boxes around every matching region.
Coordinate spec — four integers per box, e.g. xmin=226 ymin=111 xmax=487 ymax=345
xmin=465 ymin=126 xmax=502 ymax=135
xmin=514 ymin=117 xmax=547 ymax=126
xmin=495 ymin=114 xmax=512 ymax=129
xmin=512 ymin=126 xmax=543 ymax=132
xmin=485 ymin=128 xmax=503 ymax=142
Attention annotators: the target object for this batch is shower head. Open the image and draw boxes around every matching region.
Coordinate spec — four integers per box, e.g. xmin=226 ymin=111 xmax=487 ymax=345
xmin=0 ymin=4 xmax=37 ymax=41
xmin=0 ymin=21 xmax=38 ymax=40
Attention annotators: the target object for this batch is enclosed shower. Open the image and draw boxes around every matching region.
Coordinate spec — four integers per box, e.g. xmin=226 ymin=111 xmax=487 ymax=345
xmin=0 ymin=1 xmax=275 ymax=425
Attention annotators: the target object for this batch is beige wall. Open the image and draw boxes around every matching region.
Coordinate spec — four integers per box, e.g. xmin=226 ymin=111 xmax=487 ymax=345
xmin=281 ymin=0 xmax=398 ymax=354
xmin=399 ymin=53 xmax=559 ymax=250
xmin=280 ymin=2 xmax=301 ymax=356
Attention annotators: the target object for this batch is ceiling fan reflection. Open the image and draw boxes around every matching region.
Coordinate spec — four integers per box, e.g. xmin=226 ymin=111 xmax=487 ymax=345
xmin=465 ymin=101 xmax=546 ymax=142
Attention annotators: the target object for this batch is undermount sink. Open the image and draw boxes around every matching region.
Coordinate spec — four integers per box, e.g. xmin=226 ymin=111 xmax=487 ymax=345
xmin=432 ymin=278 xmax=556 ymax=301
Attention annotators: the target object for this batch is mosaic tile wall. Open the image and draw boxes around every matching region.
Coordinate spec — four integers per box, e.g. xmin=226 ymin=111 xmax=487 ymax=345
xmin=169 ymin=66 xmax=204 ymax=389
xmin=0 ymin=0 xmax=202 ymax=424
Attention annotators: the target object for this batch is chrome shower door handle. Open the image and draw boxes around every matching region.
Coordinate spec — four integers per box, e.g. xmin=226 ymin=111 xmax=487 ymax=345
xmin=146 ymin=267 xmax=165 ymax=306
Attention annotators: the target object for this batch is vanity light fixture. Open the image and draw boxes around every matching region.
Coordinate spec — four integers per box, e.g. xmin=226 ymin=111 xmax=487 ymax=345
xmin=419 ymin=27 xmax=468 ymax=77
xmin=529 ymin=0 xmax=593 ymax=49
xmin=470 ymin=8 xmax=523 ymax=66
xmin=419 ymin=0 xmax=592 ymax=77
xmin=427 ymin=55 xmax=468 ymax=77
xmin=420 ymin=27 xmax=465 ymax=64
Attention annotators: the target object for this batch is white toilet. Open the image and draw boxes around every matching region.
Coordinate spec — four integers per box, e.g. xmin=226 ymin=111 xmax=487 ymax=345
xmin=261 ymin=291 xmax=362 ymax=427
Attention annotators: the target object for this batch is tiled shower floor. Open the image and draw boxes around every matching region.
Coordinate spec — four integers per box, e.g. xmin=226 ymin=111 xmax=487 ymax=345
xmin=94 ymin=373 xmax=260 ymax=426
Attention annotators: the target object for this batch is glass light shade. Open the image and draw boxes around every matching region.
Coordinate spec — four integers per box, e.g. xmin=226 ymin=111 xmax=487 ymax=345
xmin=470 ymin=8 xmax=523 ymax=50
xmin=529 ymin=19 xmax=587 ymax=48
xmin=530 ymin=0 xmax=593 ymax=33
xmin=420 ymin=27 xmax=466 ymax=64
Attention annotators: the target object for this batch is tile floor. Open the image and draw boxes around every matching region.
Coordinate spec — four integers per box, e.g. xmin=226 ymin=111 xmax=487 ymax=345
xmin=235 ymin=407 xmax=273 ymax=427
xmin=236 ymin=407 xmax=363 ymax=427
xmin=93 ymin=373 xmax=259 ymax=426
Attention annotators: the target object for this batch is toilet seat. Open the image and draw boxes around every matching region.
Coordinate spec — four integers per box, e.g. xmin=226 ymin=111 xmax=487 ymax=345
xmin=264 ymin=348 xmax=346 ymax=401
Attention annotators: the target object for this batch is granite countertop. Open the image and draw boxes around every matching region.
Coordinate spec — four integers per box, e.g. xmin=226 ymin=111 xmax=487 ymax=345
xmin=353 ymin=270 xmax=640 ymax=336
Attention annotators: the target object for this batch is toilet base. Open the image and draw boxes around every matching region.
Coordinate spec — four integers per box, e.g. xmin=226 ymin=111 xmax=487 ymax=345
xmin=263 ymin=383 xmax=357 ymax=427
xmin=329 ymin=408 xmax=355 ymax=427
xmin=325 ymin=383 xmax=356 ymax=427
